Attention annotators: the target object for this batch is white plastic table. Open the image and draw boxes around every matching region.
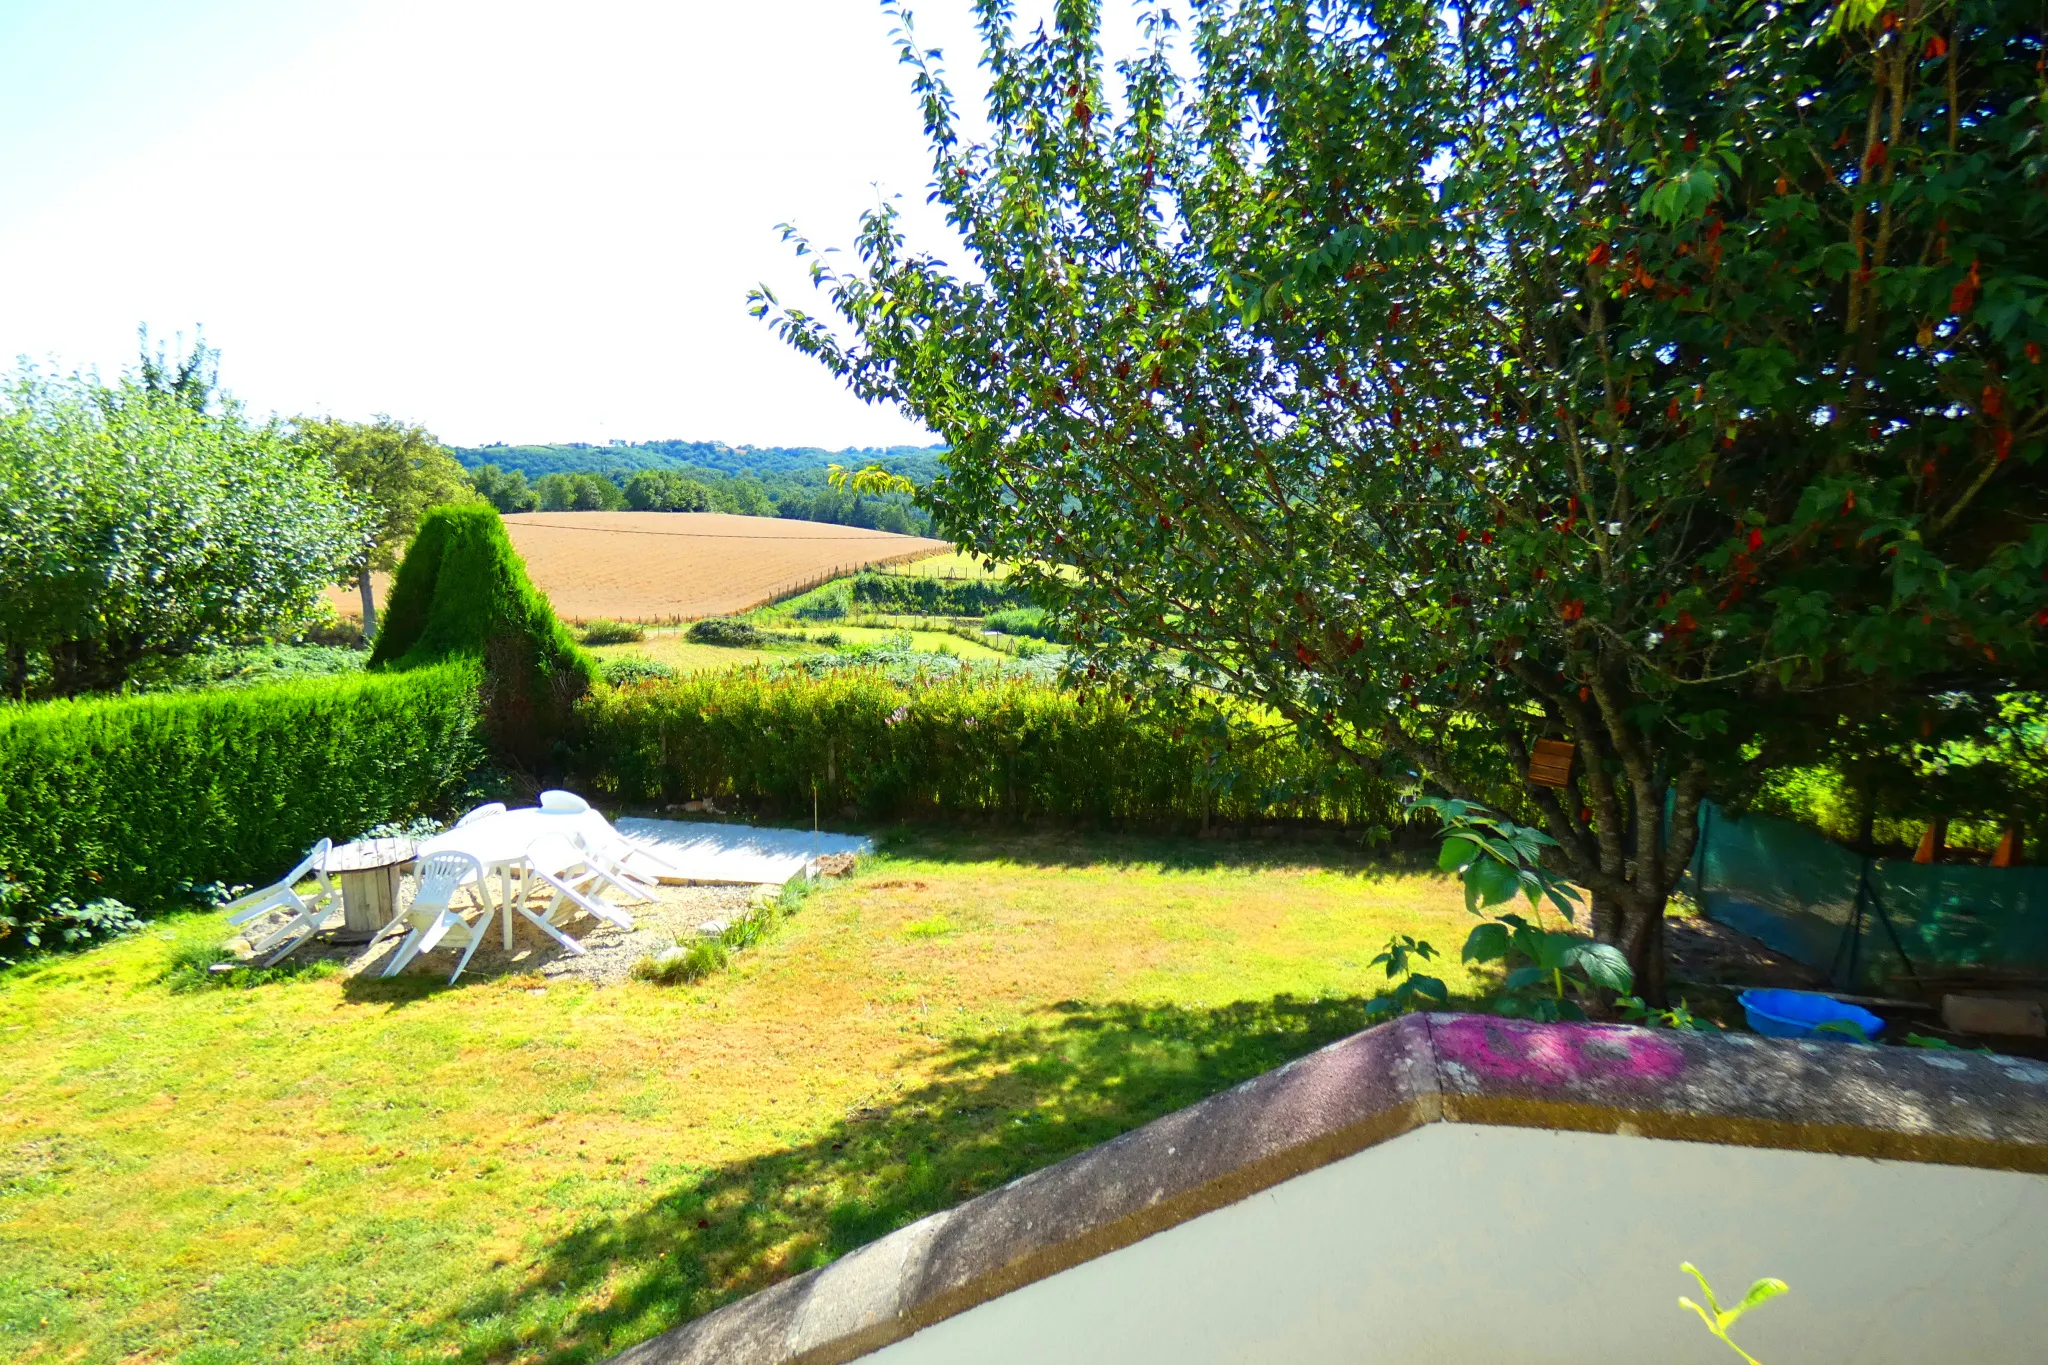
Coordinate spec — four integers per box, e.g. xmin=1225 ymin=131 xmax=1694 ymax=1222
xmin=415 ymin=807 xmax=623 ymax=950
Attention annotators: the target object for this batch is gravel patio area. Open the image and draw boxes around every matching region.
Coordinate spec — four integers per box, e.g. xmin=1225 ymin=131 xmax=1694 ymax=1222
xmin=230 ymin=880 xmax=773 ymax=987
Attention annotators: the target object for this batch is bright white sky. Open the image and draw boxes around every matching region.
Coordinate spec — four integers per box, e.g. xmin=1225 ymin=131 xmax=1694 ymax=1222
xmin=0 ymin=1 xmax=1140 ymax=448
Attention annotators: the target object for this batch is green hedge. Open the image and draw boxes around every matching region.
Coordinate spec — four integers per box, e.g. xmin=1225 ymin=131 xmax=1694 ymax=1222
xmin=0 ymin=663 xmax=481 ymax=949
xmin=371 ymin=504 xmax=595 ymax=770
xmin=849 ymin=573 xmax=1033 ymax=615
xmin=574 ymin=668 xmax=1398 ymax=828
xmin=983 ymin=607 xmax=1057 ymax=641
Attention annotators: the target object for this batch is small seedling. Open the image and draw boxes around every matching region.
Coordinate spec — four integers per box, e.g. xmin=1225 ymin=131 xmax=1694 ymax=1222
xmin=1620 ymin=995 xmax=1713 ymax=1030
xmin=1364 ymin=934 xmax=1448 ymax=1019
xmin=1680 ymin=1261 xmax=1787 ymax=1365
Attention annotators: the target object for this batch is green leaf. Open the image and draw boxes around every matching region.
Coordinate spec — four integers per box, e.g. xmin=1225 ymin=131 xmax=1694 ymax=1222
xmin=1438 ymin=836 xmax=1479 ymax=871
xmin=1467 ymin=855 xmax=1521 ymax=908
xmin=1462 ymin=922 xmax=1510 ymax=963
xmin=1728 ymin=1277 xmax=1789 ymax=1324
xmin=1542 ymin=881 xmax=1580 ymax=921
xmin=1565 ymin=941 xmax=1634 ymax=992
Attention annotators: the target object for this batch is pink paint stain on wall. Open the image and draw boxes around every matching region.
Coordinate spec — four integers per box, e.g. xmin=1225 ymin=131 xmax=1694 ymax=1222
xmin=1431 ymin=1015 xmax=1686 ymax=1087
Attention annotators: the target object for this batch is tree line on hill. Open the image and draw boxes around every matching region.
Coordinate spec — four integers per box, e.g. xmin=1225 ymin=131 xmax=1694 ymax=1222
xmin=453 ymin=439 xmax=943 ymax=482
xmin=462 ymin=448 xmax=936 ymax=536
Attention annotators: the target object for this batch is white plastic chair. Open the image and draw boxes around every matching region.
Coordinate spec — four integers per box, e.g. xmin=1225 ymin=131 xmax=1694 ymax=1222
xmin=525 ymin=831 xmax=641 ymax=931
xmin=538 ymin=789 xmax=589 ymax=814
xmin=567 ymin=826 xmax=662 ymax=905
xmin=224 ymin=839 xmax=338 ymax=966
xmin=381 ymin=850 xmax=497 ymax=983
xmin=455 ymin=802 xmax=508 ymax=828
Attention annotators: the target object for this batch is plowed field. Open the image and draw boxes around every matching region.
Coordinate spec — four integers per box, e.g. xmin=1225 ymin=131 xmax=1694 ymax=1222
xmin=329 ymin=513 xmax=948 ymax=623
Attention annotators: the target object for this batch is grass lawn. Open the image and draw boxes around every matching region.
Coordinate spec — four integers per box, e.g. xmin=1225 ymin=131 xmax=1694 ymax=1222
xmin=0 ymin=830 xmax=1496 ymax=1365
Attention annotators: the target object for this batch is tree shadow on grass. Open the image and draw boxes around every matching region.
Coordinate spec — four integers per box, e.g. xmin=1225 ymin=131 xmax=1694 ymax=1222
xmin=436 ymin=992 xmax=1393 ymax=1364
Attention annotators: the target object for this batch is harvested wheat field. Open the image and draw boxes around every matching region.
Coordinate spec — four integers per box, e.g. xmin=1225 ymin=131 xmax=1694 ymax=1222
xmin=330 ymin=513 xmax=949 ymax=623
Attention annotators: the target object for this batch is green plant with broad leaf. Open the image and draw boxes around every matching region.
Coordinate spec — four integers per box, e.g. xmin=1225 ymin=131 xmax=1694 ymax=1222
xmin=1462 ymin=914 xmax=1635 ymax=1022
xmin=1406 ymin=795 xmax=1632 ymax=1020
xmin=1416 ymin=796 xmax=1582 ymax=920
xmin=1680 ymin=1261 xmax=1788 ymax=1365
xmin=1363 ymin=934 xmax=1448 ymax=1020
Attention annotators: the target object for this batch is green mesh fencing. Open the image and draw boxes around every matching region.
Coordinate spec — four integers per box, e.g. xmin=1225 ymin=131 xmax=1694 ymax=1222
xmin=1689 ymin=800 xmax=2048 ymax=991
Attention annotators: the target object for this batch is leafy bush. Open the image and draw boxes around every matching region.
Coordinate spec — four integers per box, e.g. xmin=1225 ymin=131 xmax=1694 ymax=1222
xmin=687 ymin=617 xmax=766 ymax=647
xmin=790 ymin=583 xmax=851 ymax=620
xmin=984 ymin=608 xmax=1057 ymax=641
xmin=849 ymin=573 xmax=1032 ymax=615
xmin=8 ymin=897 xmax=145 ymax=956
xmin=580 ymin=618 xmax=646 ymax=645
xmin=129 ymin=643 xmax=367 ymax=693
xmin=371 ymin=504 xmax=595 ymax=770
xmin=0 ymin=359 xmax=364 ymax=696
xmin=600 ymin=657 xmax=677 ymax=687
xmin=0 ymin=662 xmax=481 ymax=956
xmin=573 ymin=667 xmax=1398 ymax=828
xmin=1744 ymin=697 xmax=2046 ymax=854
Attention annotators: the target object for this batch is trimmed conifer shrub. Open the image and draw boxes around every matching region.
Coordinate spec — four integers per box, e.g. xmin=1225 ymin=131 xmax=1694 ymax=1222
xmin=686 ymin=618 xmax=766 ymax=647
xmin=0 ymin=663 xmax=481 ymax=955
xmin=371 ymin=505 xmax=597 ymax=771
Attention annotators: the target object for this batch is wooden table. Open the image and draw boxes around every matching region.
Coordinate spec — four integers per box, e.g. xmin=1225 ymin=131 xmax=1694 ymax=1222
xmin=327 ymin=838 xmax=418 ymax=942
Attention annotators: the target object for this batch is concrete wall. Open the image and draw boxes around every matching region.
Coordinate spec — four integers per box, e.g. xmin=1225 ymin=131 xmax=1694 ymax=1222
xmin=870 ymin=1123 xmax=2048 ymax=1365
xmin=606 ymin=1018 xmax=2048 ymax=1365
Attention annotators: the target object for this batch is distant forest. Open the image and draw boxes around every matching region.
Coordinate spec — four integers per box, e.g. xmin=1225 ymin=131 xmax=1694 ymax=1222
xmin=452 ymin=440 xmax=942 ymax=536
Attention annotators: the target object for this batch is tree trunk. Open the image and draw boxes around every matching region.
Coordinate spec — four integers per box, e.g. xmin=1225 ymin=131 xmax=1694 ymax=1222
xmin=3 ymin=641 xmax=26 ymax=701
xmin=357 ymin=562 xmax=378 ymax=642
xmin=1591 ymin=882 xmax=1672 ymax=1006
xmin=1625 ymin=899 xmax=1669 ymax=1007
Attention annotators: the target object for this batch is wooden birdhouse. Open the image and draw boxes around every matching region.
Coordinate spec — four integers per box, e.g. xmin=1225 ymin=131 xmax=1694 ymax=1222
xmin=1528 ymin=739 xmax=1576 ymax=790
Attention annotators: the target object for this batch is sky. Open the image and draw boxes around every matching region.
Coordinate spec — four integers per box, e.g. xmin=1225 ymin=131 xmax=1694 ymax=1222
xmin=0 ymin=0 xmax=1132 ymax=449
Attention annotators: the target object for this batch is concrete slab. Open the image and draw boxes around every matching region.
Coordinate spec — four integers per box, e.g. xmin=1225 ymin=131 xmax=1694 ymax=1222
xmin=614 ymin=818 xmax=872 ymax=886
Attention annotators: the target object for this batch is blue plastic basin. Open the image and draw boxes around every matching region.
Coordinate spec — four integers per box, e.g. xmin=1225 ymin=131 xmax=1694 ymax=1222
xmin=1738 ymin=989 xmax=1885 ymax=1041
